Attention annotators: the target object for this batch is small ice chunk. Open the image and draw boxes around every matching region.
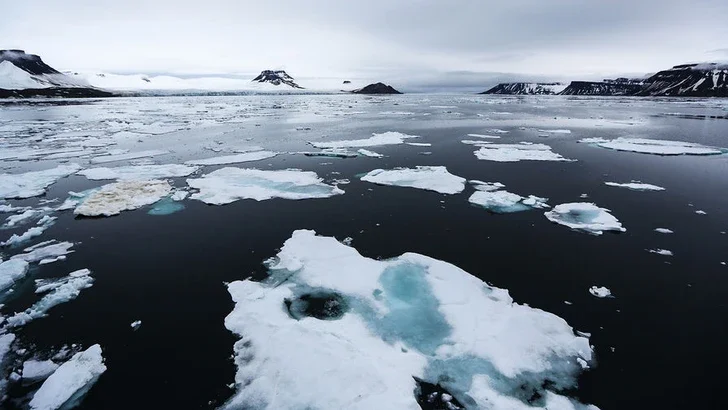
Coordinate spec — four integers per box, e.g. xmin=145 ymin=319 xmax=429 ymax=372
xmin=188 ymin=168 xmax=344 ymax=205
xmin=0 ymin=333 xmax=15 ymax=364
xmin=582 ymin=137 xmax=724 ymax=156
xmin=22 ymin=360 xmax=60 ymax=382
xmin=461 ymin=140 xmax=493 ymax=146
xmin=310 ymin=131 xmax=419 ymax=149
xmin=90 ymin=149 xmax=169 ymax=164
xmin=39 ymin=255 xmax=67 ymax=265
xmin=357 ymin=149 xmax=383 ymax=158
xmin=0 ymin=259 xmax=30 ymax=292
xmin=406 ymin=142 xmax=432 ymax=147
xmin=604 ymin=182 xmax=665 ymax=191
xmin=474 ymin=143 xmax=574 ymax=162
xmin=74 ymin=180 xmax=172 ymax=217
xmin=695 ymin=210 xmax=707 ymax=215
xmin=470 ymin=181 xmax=505 ymax=192
xmin=4 ymin=209 xmax=40 ymax=227
xmin=589 ymin=286 xmax=612 ymax=298
xmin=545 ymin=203 xmax=626 ymax=235
xmin=300 ymin=149 xmax=358 ymax=158
xmin=0 ymin=203 xmax=30 ymax=213
xmin=170 ymin=190 xmax=189 ymax=201
xmin=185 ymin=151 xmax=277 ymax=166
xmin=648 ymin=249 xmax=673 ymax=256
xmin=654 ymin=228 xmax=673 ymax=234
xmin=361 ymin=166 xmax=466 ymax=194
xmin=11 ymin=241 xmax=74 ymax=264
xmin=487 ymin=129 xmax=510 ymax=134
xmin=469 ymin=190 xmax=549 ymax=214
xmin=29 ymin=344 xmax=106 ymax=410
xmin=0 ymin=164 xmax=82 ymax=199
xmin=78 ymin=164 xmax=199 ymax=181
xmin=130 ymin=320 xmax=142 ymax=330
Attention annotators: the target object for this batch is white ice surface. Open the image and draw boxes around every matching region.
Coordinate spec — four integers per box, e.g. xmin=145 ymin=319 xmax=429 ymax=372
xmin=2 ymin=226 xmax=49 ymax=247
xmin=583 ymin=137 xmax=724 ymax=156
xmin=648 ymin=249 xmax=673 ymax=256
xmin=589 ymin=286 xmax=612 ymax=298
xmin=654 ymin=228 xmax=673 ymax=234
xmin=0 ymin=259 xmax=30 ymax=292
xmin=11 ymin=241 xmax=74 ymax=264
xmin=604 ymin=182 xmax=665 ymax=191
xmin=474 ymin=143 xmax=573 ymax=162
xmin=468 ymin=182 xmax=549 ymax=213
xmin=22 ymin=360 xmax=60 ymax=381
xmin=4 ymin=210 xmax=40 ymax=227
xmin=361 ymin=166 xmax=466 ymax=194
xmin=184 ymin=151 xmax=277 ymax=166
xmin=0 ymin=61 xmax=49 ymax=89
xmin=310 ymin=131 xmax=419 ymax=149
xmin=357 ymin=149 xmax=383 ymax=158
xmin=78 ymin=164 xmax=199 ymax=181
xmin=223 ymin=230 xmax=594 ymax=410
xmin=0 ymin=164 xmax=82 ymax=199
xmin=545 ymin=203 xmax=626 ymax=235
xmin=187 ymin=168 xmax=344 ymax=205
xmin=90 ymin=150 xmax=169 ymax=164
xmin=29 ymin=344 xmax=106 ymax=410
xmin=74 ymin=180 xmax=172 ymax=217
xmin=467 ymin=134 xmax=500 ymax=139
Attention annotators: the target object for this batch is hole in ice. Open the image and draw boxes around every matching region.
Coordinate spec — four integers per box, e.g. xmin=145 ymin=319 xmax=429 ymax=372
xmin=284 ymin=290 xmax=349 ymax=320
xmin=415 ymin=377 xmax=465 ymax=410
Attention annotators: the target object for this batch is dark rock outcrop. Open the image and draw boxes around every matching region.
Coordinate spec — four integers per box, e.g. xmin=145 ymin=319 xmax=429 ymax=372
xmin=481 ymin=82 xmax=565 ymax=95
xmin=252 ymin=70 xmax=303 ymax=88
xmin=352 ymin=82 xmax=402 ymax=94
xmin=636 ymin=63 xmax=728 ymax=97
xmin=559 ymin=81 xmax=643 ymax=96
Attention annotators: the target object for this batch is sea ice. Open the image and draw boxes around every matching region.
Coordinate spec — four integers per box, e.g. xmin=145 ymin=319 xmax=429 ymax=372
xmin=22 ymin=360 xmax=60 ymax=382
xmin=648 ymin=249 xmax=673 ymax=256
xmin=589 ymin=286 xmax=612 ymax=298
xmin=0 ymin=259 xmax=30 ymax=292
xmin=90 ymin=149 xmax=170 ymax=164
xmin=310 ymin=131 xmax=420 ymax=149
xmin=4 ymin=209 xmax=40 ymax=227
xmin=468 ymin=182 xmax=549 ymax=213
xmin=187 ymin=168 xmax=344 ymax=205
xmin=223 ymin=230 xmax=595 ymax=410
xmin=29 ymin=344 xmax=106 ymax=410
xmin=537 ymin=129 xmax=572 ymax=134
xmin=406 ymin=142 xmax=432 ymax=147
xmin=0 ymin=164 xmax=82 ymax=199
xmin=2 ymin=226 xmax=48 ymax=247
xmin=300 ymin=149 xmax=358 ymax=158
xmin=74 ymin=180 xmax=172 ymax=217
xmin=604 ymin=182 xmax=665 ymax=191
xmin=473 ymin=143 xmax=574 ymax=162
xmin=184 ymin=151 xmax=277 ymax=166
xmin=11 ymin=241 xmax=75 ymax=264
xmin=78 ymin=164 xmax=199 ymax=181
xmin=357 ymin=149 xmax=383 ymax=158
xmin=130 ymin=320 xmax=142 ymax=330
xmin=361 ymin=166 xmax=466 ymax=194
xmin=654 ymin=228 xmax=673 ymax=234
xmin=467 ymin=134 xmax=500 ymax=139
xmin=545 ymin=203 xmax=626 ymax=235
xmin=580 ymin=137 xmax=724 ymax=156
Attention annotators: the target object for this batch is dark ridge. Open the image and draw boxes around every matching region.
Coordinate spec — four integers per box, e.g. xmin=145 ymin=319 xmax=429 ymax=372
xmin=251 ymin=70 xmax=303 ymax=89
xmin=637 ymin=65 xmax=728 ymax=97
xmin=0 ymin=49 xmax=61 ymax=75
xmin=352 ymin=82 xmax=402 ymax=94
xmin=481 ymin=82 xmax=564 ymax=95
xmin=0 ymin=88 xmax=115 ymax=99
xmin=559 ymin=81 xmax=643 ymax=96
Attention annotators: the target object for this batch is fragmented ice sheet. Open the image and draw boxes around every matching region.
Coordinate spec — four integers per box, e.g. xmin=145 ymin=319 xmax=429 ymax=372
xmin=78 ymin=164 xmax=199 ymax=181
xmin=0 ymin=259 xmax=30 ymax=292
xmin=579 ymin=137 xmax=724 ymax=156
xmin=11 ymin=241 xmax=75 ymax=264
xmin=6 ymin=268 xmax=94 ymax=327
xmin=357 ymin=149 xmax=383 ymax=158
xmin=537 ymin=129 xmax=572 ymax=134
xmin=545 ymin=203 xmax=626 ymax=235
xmin=223 ymin=230 xmax=595 ymax=410
xmin=468 ymin=181 xmax=549 ymax=213
xmin=4 ymin=209 xmax=40 ymax=227
xmin=299 ymin=149 xmax=358 ymax=158
xmin=22 ymin=359 xmax=60 ymax=382
xmin=361 ymin=166 xmax=466 ymax=194
xmin=310 ymin=131 xmax=420 ymax=149
xmin=184 ymin=151 xmax=277 ymax=166
xmin=74 ymin=180 xmax=172 ymax=217
xmin=29 ymin=344 xmax=106 ymax=410
xmin=90 ymin=149 xmax=169 ymax=164
xmin=604 ymin=182 xmax=665 ymax=191
xmin=2 ymin=215 xmax=56 ymax=247
xmin=589 ymin=286 xmax=612 ymax=298
xmin=187 ymin=168 xmax=344 ymax=205
xmin=474 ymin=143 xmax=574 ymax=162
xmin=0 ymin=164 xmax=82 ymax=199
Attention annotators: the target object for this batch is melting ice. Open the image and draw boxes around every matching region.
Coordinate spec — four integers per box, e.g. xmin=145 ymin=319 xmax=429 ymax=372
xmin=473 ymin=143 xmax=574 ymax=162
xmin=545 ymin=203 xmax=626 ymax=235
xmin=361 ymin=166 xmax=466 ymax=194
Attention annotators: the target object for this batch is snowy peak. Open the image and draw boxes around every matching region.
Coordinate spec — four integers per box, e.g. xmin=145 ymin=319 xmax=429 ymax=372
xmin=482 ymin=82 xmax=566 ymax=95
xmin=637 ymin=63 xmax=728 ymax=97
xmin=0 ymin=49 xmax=60 ymax=75
xmin=251 ymin=70 xmax=303 ymax=88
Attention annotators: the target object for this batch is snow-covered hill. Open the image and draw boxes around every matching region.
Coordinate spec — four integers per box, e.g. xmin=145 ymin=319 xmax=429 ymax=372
xmin=637 ymin=63 xmax=728 ymax=97
xmin=481 ymin=82 xmax=567 ymax=95
xmin=559 ymin=81 xmax=643 ymax=96
xmin=0 ymin=50 xmax=89 ymax=90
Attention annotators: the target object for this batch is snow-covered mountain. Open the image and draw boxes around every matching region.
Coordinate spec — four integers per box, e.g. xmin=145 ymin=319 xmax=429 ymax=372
xmin=559 ymin=81 xmax=643 ymax=96
xmin=251 ymin=70 xmax=302 ymax=88
xmin=481 ymin=82 xmax=567 ymax=95
xmin=637 ymin=63 xmax=728 ymax=97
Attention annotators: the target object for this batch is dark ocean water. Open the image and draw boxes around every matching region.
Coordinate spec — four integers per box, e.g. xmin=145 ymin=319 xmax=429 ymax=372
xmin=1 ymin=95 xmax=727 ymax=409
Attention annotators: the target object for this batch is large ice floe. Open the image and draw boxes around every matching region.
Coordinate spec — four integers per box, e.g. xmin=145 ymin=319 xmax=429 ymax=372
xmin=579 ymin=137 xmax=725 ymax=156
xmin=28 ymin=344 xmax=106 ymax=410
xmin=545 ymin=203 xmax=626 ymax=235
xmin=73 ymin=180 xmax=172 ymax=217
xmin=184 ymin=151 xmax=278 ymax=166
xmin=0 ymin=259 xmax=29 ymax=292
xmin=78 ymin=164 xmax=199 ymax=181
xmin=310 ymin=131 xmax=420 ymax=149
xmin=473 ymin=143 xmax=574 ymax=162
xmin=222 ymin=230 xmax=596 ymax=410
xmin=187 ymin=168 xmax=344 ymax=205
xmin=604 ymin=182 xmax=665 ymax=191
xmin=0 ymin=164 xmax=82 ymax=199
xmin=468 ymin=181 xmax=549 ymax=213
xmin=361 ymin=166 xmax=466 ymax=194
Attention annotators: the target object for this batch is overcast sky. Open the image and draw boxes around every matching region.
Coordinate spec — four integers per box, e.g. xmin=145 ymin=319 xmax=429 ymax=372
xmin=3 ymin=0 xmax=728 ymax=86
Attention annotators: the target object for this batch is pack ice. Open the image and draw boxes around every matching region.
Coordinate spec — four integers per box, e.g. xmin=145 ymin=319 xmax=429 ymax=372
xmin=187 ymin=168 xmax=344 ymax=205
xmin=545 ymin=203 xmax=626 ymax=235
xmin=310 ymin=131 xmax=420 ymax=149
xmin=361 ymin=166 xmax=466 ymax=194
xmin=223 ymin=230 xmax=596 ymax=410
xmin=78 ymin=164 xmax=199 ymax=181
xmin=468 ymin=181 xmax=549 ymax=213
xmin=579 ymin=137 xmax=724 ymax=156
xmin=473 ymin=143 xmax=574 ymax=162
xmin=0 ymin=164 xmax=81 ymax=199
xmin=74 ymin=180 xmax=172 ymax=216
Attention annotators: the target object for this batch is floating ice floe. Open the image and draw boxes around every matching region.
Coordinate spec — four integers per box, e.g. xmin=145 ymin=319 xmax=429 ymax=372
xmin=2 ymin=215 xmax=56 ymax=247
xmin=695 ymin=210 xmax=707 ymax=215
xmin=147 ymin=197 xmax=185 ymax=216
xmin=0 ymin=259 xmax=29 ymax=292
xmin=130 ymin=320 xmax=142 ymax=330
xmin=4 ymin=209 xmax=40 ymax=227
xmin=78 ymin=164 xmax=199 ymax=181
xmin=29 ymin=344 xmax=106 ymax=410
xmin=22 ymin=359 xmax=60 ymax=382
xmin=223 ymin=230 xmax=595 ymax=410
xmin=473 ymin=143 xmax=574 ymax=162
xmin=545 ymin=203 xmax=626 ymax=235
xmin=74 ymin=180 xmax=172 ymax=217
xmin=589 ymin=286 xmax=612 ymax=298
xmin=461 ymin=140 xmax=493 ymax=146
xmin=6 ymin=268 xmax=94 ymax=327
xmin=300 ymin=149 xmax=358 ymax=158
xmin=406 ymin=142 xmax=432 ymax=147
xmin=467 ymin=134 xmax=500 ymax=139
xmin=648 ymin=249 xmax=673 ymax=256
xmin=361 ymin=166 xmax=466 ymax=194
xmin=184 ymin=151 xmax=277 ymax=166
xmin=487 ymin=129 xmax=510 ymax=134
xmin=0 ymin=164 xmax=82 ymax=199
xmin=654 ymin=228 xmax=673 ymax=234
xmin=90 ymin=149 xmax=170 ymax=164
xmin=187 ymin=168 xmax=344 ymax=205
xmin=604 ymin=182 xmax=665 ymax=191
xmin=357 ymin=149 xmax=383 ymax=158
xmin=11 ymin=241 xmax=75 ymax=264
xmin=537 ymin=129 xmax=572 ymax=134
xmin=468 ymin=181 xmax=549 ymax=213
xmin=579 ymin=137 xmax=724 ymax=156
xmin=310 ymin=131 xmax=419 ymax=149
